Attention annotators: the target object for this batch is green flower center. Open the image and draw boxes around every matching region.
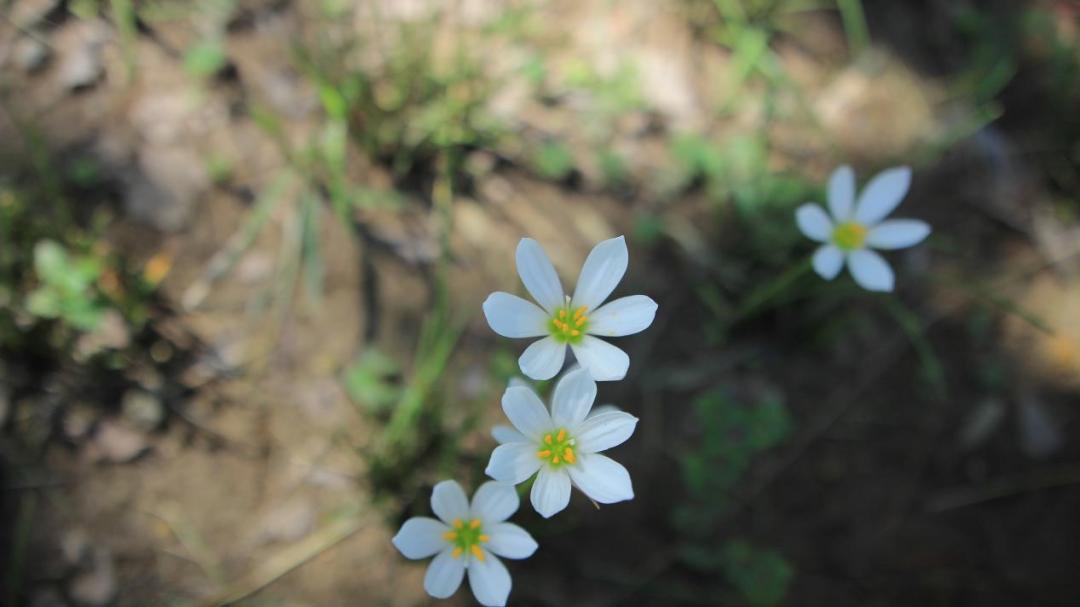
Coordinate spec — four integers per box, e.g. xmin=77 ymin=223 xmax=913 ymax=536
xmin=443 ymin=518 xmax=488 ymax=561
xmin=832 ymin=221 xmax=868 ymax=251
xmin=536 ymin=428 xmax=577 ymax=468
xmin=549 ymin=304 xmax=589 ymax=344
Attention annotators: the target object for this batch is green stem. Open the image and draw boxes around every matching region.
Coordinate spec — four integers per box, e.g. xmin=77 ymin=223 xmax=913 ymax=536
xmin=881 ymin=295 xmax=947 ymax=401
xmin=836 ymin=0 xmax=870 ymax=56
xmin=729 ymin=256 xmax=814 ymax=324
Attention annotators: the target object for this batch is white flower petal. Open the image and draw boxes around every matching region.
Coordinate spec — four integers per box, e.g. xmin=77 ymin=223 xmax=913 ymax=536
xmin=530 ymin=467 xmax=571 ymax=518
xmin=482 ymin=292 xmax=550 ymax=338
xmin=571 ymin=236 xmax=628 ymax=312
xmin=847 ymin=249 xmax=895 ymax=292
xmin=467 ymin=551 xmax=512 ymax=607
xmin=485 ymin=522 xmax=538 ymax=560
xmin=570 ymin=336 xmax=629 ymax=382
xmin=567 ymin=453 xmax=634 ymax=504
xmin=550 ymin=366 xmax=597 ymax=429
xmin=827 ymin=165 xmax=855 ymax=221
xmin=866 ymin=219 xmax=931 ymax=250
xmin=507 ymin=376 xmax=531 ymax=389
xmin=575 ymin=410 xmax=638 ymax=453
xmin=470 ymin=481 xmax=519 ymax=523
xmin=795 ymin=203 xmax=833 ymax=242
xmin=431 ymin=480 xmax=471 ymax=523
xmin=501 ymin=385 xmax=552 ymax=439
xmin=486 ymin=442 xmax=543 ymax=484
xmin=854 ymin=166 xmax=912 ymax=225
xmin=491 ymin=425 xmax=525 ymax=444
xmin=424 ymin=548 xmax=466 ymax=599
xmin=516 ymin=238 xmax=564 ymax=313
xmin=588 ymin=404 xmax=621 ymax=417
xmin=518 ymin=337 xmax=567 ymax=381
xmin=587 ymin=295 xmax=657 ymax=337
xmin=812 ymin=244 xmax=845 ymax=281
xmin=392 ymin=517 xmax=450 ymax=559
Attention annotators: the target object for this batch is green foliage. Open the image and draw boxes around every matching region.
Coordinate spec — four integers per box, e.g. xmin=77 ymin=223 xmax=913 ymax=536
xmin=677 ymin=389 xmax=791 ymax=507
xmin=532 ymin=141 xmax=575 ymax=180
xmin=720 ymin=540 xmax=794 ymax=607
xmin=563 ymin=58 xmax=644 ymax=117
xmin=26 ymin=240 xmax=107 ymax=330
xmin=343 ymin=349 xmax=402 ymax=414
xmin=673 ymin=389 xmax=794 ymax=604
xmin=184 ymin=39 xmax=229 ymax=78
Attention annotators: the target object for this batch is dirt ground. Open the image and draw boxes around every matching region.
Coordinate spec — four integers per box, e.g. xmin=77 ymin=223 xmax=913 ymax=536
xmin=2 ymin=0 xmax=1080 ymax=606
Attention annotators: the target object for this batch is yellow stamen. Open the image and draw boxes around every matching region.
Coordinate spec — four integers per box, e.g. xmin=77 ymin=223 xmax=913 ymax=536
xmin=443 ymin=531 xmax=457 ymax=541
xmin=574 ymin=306 xmax=587 ymax=318
xmin=470 ymin=545 xmax=485 ymax=561
xmin=544 ymin=434 xmax=553 ymax=445
xmin=552 ymin=456 xmax=560 ymax=464
xmin=478 ymin=534 xmax=490 ymax=543
xmin=563 ymin=447 xmax=575 ymax=464
xmin=574 ymin=316 xmax=586 ymax=327
xmin=469 ymin=519 xmax=481 ymax=530
xmin=559 ymin=309 xmax=567 ymax=319
xmin=452 ymin=518 xmax=464 ymax=529
xmin=557 ymin=429 xmax=566 ymax=442
xmin=537 ymin=449 xmax=552 ymax=458
xmin=452 ymin=547 xmax=463 ymax=559
xmin=570 ymin=329 xmax=580 ymax=336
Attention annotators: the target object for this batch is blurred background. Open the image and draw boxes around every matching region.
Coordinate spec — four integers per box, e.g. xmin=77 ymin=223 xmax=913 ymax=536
xmin=1 ymin=0 xmax=1079 ymax=605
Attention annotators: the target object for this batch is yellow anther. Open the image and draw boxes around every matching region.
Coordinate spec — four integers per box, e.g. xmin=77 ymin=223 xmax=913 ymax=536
xmin=557 ymin=429 xmax=566 ymax=442
xmin=469 ymin=519 xmax=481 ymax=530
xmin=574 ymin=306 xmax=587 ymax=318
xmin=479 ymin=534 xmax=490 ymax=543
xmin=537 ymin=449 xmax=552 ymax=458
xmin=558 ymin=309 xmax=567 ymax=319
xmin=574 ymin=316 xmax=586 ymax=327
xmin=563 ymin=447 xmax=575 ymax=464
xmin=552 ymin=456 xmax=560 ymax=464
xmin=452 ymin=518 xmax=464 ymax=529
xmin=443 ymin=531 xmax=457 ymax=541
xmin=470 ymin=545 xmax=485 ymax=561
xmin=570 ymin=329 xmax=580 ymax=336
xmin=452 ymin=547 xmax=463 ymax=559
xmin=544 ymin=434 xmax=553 ymax=445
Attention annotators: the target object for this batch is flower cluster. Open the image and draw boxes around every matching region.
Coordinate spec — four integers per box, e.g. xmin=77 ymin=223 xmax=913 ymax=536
xmin=394 ymin=166 xmax=930 ymax=605
xmin=394 ymin=235 xmax=653 ymax=605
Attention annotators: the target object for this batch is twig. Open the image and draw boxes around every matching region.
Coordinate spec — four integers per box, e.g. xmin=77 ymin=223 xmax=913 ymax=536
xmin=925 ymin=463 xmax=1080 ymax=513
xmin=205 ymin=514 xmax=365 ymax=607
xmin=736 ymin=331 xmax=912 ymax=506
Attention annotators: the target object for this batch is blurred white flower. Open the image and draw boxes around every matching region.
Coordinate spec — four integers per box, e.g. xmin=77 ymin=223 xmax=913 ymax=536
xmin=796 ymin=165 xmax=931 ymax=292
xmin=486 ymin=367 xmax=637 ymax=518
xmin=392 ymin=480 xmax=537 ymax=606
xmin=483 ymin=236 xmax=657 ymax=381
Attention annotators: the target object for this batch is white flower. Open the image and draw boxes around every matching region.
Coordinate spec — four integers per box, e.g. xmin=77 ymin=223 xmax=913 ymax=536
xmin=482 ymin=235 xmax=658 ymax=382
xmin=485 ymin=367 xmax=637 ymax=518
xmin=392 ymin=480 xmax=538 ymax=606
xmin=796 ymin=165 xmax=931 ymax=292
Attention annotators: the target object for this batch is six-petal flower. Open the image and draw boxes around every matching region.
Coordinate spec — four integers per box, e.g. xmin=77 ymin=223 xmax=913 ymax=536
xmin=485 ymin=367 xmax=638 ymax=518
xmin=392 ymin=480 xmax=538 ymax=607
xmin=483 ymin=236 xmax=658 ymax=382
xmin=796 ymin=165 xmax=931 ymax=292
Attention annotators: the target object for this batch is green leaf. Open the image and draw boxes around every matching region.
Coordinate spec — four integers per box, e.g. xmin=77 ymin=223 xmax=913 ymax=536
xmin=319 ymin=85 xmax=349 ymax=121
xmin=33 ymin=240 xmax=69 ymax=286
xmin=184 ymin=40 xmax=228 ymax=77
xmin=533 ymin=141 xmax=574 ymax=180
xmin=62 ymin=299 xmax=105 ymax=331
xmin=26 ymin=288 xmax=61 ymax=318
xmin=721 ymin=540 xmax=793 ymax=607
xmin=342 ymin=349 xmax=402 ymax=413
